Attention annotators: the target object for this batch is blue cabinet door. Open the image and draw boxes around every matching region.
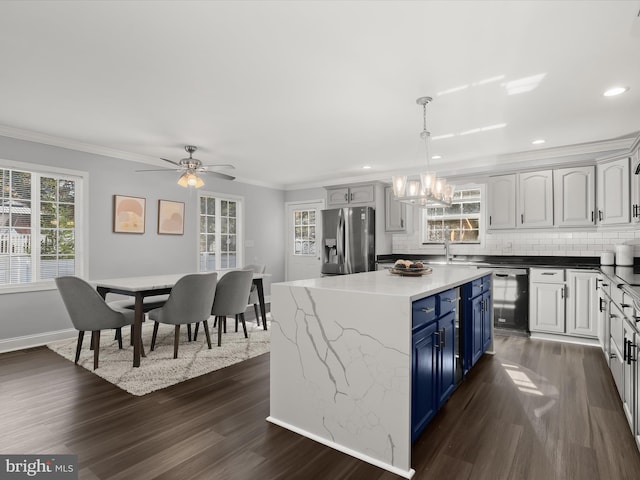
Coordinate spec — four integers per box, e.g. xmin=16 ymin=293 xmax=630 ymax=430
xmin=482 ymin=290 xmax=492 ymax=352
xmin=412 ymin=321 xmax=437 ymax=442
xmin=471 ymin=293 xmax=484 ymax=365
xmin=437 ymin=311 xmax=456 ymax=406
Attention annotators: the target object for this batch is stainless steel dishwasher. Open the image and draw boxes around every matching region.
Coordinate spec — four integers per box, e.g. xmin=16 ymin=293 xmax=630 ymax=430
xmin=492 ymin=268 xmax=530 ymax=336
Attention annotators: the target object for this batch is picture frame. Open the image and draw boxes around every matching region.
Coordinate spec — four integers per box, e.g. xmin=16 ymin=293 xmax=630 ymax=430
xmin=157 ymin=199 xmax=185 ymax=235
xmin=113 ymin=195 xmax=146 ymax=234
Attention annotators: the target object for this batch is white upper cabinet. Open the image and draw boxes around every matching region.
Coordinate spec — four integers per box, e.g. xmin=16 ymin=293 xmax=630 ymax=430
xmin=519 ymin=170 xmax=554 ymax=227
xmin=326 ymin=184 xmax=375 ymax=207
xmin=487 ymin=175 xmax=516 ymax=229
xmin=384 ymin=186 xmax=407 ymax=232
xmin=631 ymin=146 xmax=640 ymax=223
xmin=553 ymin=166 xmax=595 ymax=226
xmin=597 ymin=157 xmax=630 ymax=225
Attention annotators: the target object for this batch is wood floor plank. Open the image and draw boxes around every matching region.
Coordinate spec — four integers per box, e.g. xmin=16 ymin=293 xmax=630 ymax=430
xmin=1 ymin=333 xmax=640 ymax=479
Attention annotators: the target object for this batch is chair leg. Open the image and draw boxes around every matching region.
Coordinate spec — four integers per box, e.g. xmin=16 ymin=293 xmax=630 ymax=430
xmin=92 ymin=330 xmax=100 ymax=370
xmin=75 ymin=331 xmax=84 ymax=364
xmin=253 ymin=303 xmax=261 ymax=326
xmin=235 ymin=316 xmax=239 ymax=332
xmin=194 ymin=322 xmax=200 ymax=341
xmin=116 ymin=328 xmax=123 ymax=349
xmin=224 ymin=317 xmax=227 ymax=333
xmin=151 ymin=321 xmax=160 ymax=351
xmin=130 ymin=324 xmax=134 ymax=346
xmin=187 ymin=323 xmax=192 ymax=342
xmin=203 ymin=320 xmax=212 ymax=349
xmin=174 ymin=325 xmax=180 ymax=359
xmin=239 ymin=313 xmax=248 ymax=339
xmin=213 ymin=317 xmax=217 ymax=328
xmin=218 ymin=316 xmax=223 ymax=347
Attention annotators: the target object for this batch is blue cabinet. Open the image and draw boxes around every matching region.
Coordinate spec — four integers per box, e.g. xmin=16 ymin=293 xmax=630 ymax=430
xmin=411 ymin=288 xmax=458 ymax=442
xmin=463 ymin=275 xmax=492 ymax=372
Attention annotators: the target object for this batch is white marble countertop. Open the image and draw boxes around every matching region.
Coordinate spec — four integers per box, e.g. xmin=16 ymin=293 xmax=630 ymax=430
xmin=277 ymin=265 xmax=493 ymax=301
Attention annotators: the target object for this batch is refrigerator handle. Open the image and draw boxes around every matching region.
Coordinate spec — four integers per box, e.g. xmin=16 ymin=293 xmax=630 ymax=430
xmin=344 ymin=210 xmax=352 ymax=273
xmin=337 ymin=209 xmax=345 ymax=267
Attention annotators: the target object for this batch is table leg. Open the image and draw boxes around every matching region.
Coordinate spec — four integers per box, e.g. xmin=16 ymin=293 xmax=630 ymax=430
xmin=255 ymin=278 xmax=268 ymax=330
xmin=133 ymin=294 xmax=145 ymax=367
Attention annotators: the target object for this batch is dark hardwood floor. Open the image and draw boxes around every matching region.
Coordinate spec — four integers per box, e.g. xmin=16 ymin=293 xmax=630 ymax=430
xmin=2 ymin=332 xmax=640 ymax=479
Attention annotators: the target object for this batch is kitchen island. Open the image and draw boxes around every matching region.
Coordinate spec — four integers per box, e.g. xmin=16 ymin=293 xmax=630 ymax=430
xmin=268 ymin=266 xmax=493 ymax=478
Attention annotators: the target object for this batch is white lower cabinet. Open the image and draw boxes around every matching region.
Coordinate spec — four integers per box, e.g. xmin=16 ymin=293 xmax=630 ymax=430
xmin=566 ymin=270 xmax=599 ymax=338
xmin=622 ymin=321 xmax=636 ymax=427
xmin=530 ymin=269 xmax=600 ymax=338
xmin=530 ymin=269 xmax=565 ymax=334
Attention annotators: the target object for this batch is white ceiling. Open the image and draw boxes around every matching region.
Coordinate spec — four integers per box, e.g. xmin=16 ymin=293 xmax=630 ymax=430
xmin=0 ymin=1 xmax=639 ymax=189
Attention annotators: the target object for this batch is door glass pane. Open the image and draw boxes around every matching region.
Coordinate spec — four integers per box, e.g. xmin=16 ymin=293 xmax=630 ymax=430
xmin=292 ymin=209 xmax=317 ymax=256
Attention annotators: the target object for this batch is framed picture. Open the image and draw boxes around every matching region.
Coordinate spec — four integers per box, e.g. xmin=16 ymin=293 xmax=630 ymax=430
xmin=158 ymin=199 xmax=185 ymax=235
xmin=113 ymin=195 xmax=146 ymax=234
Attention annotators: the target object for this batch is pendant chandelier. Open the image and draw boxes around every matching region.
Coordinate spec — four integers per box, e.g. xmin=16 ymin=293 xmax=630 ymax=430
xmin=392 ymin=97 xmax=454 ymax=207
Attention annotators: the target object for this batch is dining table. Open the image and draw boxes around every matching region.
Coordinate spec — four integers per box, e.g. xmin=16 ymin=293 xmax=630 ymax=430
xmin=94 ymin=271 xmax=271 ymax=367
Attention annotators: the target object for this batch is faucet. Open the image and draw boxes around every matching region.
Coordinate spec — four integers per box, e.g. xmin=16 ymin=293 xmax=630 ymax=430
xmin=444 ymin=226 xmax=452 ymax=264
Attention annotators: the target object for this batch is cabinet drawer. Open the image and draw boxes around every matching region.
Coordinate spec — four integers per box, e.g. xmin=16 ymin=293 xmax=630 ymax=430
xmin=530 ymin=268 xmax=565 ymax=283
xmin=470 ymin=276 xmax=490 ymax=298
xmin=437 ymin=288 xmax=458 ymax=316
xmin=412 ymin=296 xmax=437 ymax=330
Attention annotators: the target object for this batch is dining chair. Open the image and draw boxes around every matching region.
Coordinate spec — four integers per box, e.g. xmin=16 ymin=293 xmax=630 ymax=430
xmin=148 ymin=272 xmax=218 ymax=359
xmin=193 ymin=269 xmax=253 ymax=346
xmin=244 ymin=264 xmax=266 ymax=326
xmin=55 ymin=276 xmax=135 ymax=370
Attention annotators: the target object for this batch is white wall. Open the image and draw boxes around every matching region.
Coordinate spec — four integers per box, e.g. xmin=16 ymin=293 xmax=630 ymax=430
xmin=0 ymin=135 xmax=285 ymax=349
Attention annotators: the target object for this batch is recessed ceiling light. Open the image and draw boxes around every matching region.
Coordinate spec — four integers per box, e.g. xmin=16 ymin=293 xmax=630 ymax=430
xmin=432 ymin=155 xmax=442 ymax=160
xmin=362 ymin=165 xmax=371 ymax=170
xmin=532 ymin=139 xmax=545 ymax=145
xmin=603 ymin=86 xmax=629 ymax=97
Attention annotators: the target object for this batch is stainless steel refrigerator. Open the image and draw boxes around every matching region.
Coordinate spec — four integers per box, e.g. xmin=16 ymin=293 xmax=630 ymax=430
xmin=321 ymin=207 xmax=375 ymax=275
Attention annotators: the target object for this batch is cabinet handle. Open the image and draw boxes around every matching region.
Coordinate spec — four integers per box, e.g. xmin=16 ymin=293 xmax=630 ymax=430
xmin=591 ymin=211 xmax=594 ymax=222
xmin=489 ymin=215 xmax=492 ymax=225
xmin=521 ymin=214 xmax=524 ymax=224
xmin=602 ymin=283 xmax=609 ymax=287
xmin=400 ymin=219 xmax=404 ymax=228
xmin=434 ymin=330 xmax=440 ymax=349
xmin=598 ymin=210 xmax=603 ymax=222
xmin=599 ymin=298 xmax=604 ymax=313
xmin=627 ymin=341 xmax=636 ymax=365
xmin=421 ymin=307 xmax=435 ymax=313
xmin=624 ymin=339 xmax=628 ymax=362
xmin=350 ymin=193 xmax=354 ymax=201
xmin=610 ymin=313 xmax=619 ymax=319
xmin=621 ymin=303 xmax=631 ymax=308
xmin=443 ymin=298 xmax=457 ymax=303
xmin=560 ymin=287 xmax=564 ymax=299
xmin=440 ymin=328 xmax=446 ymax=348
xmin=344 ymin=193 xmax=348 ymax=201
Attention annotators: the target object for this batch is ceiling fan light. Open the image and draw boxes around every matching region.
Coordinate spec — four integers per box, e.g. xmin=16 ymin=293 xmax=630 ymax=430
xmin=177 ymin=172 xmax=190 ymax=187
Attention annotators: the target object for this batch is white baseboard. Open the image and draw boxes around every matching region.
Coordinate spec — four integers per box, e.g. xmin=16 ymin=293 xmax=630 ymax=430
xmin=529 ymin=332 xmax=600 ymax=347
xmin=0 ymin=328 xmax=77 ymax=354
xmin=266 ymin=416 xmax=415 ymax=479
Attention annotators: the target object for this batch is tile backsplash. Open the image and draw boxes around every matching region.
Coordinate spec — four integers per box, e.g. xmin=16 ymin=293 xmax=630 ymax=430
xmin=392 ymin=229 xmax=640 ymax=259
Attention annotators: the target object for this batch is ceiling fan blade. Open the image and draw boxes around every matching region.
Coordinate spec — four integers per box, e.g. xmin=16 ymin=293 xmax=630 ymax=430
xmin=205 ymin=171 xmax=236 ymax=181
xmin=135 ymin=168 xmax=180 ymax=172
xmin=160 ymin=157 xmax=181 ymax=166
xmin=202 ymin=164 xmax=236 ymax=170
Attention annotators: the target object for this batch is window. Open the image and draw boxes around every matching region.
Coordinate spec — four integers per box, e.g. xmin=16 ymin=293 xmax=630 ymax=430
xmin=0 ymin=165 xmax=83 ymax=287
xmin=422 ymin=187 xmax=482 ymax=244
xmin=199 ymin=193 xmax=243 ymax=271
xmin=293 ymin=209 xmax=317 ymax=255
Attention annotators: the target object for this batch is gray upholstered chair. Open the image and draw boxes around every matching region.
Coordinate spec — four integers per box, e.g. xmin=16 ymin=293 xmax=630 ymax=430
xmin=244 ymin=264 xmax=266 ymax=326
xmin=194 ymin=269 xmax=254 ymax=346
xmin=55 ymin=276 xmax=135 ymax=370
xmin=148 ymin=272 xmax=218 ymax=359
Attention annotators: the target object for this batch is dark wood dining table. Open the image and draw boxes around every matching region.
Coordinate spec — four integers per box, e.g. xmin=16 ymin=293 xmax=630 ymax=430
xmin=95 ymin=272 xmax=270 ymax=367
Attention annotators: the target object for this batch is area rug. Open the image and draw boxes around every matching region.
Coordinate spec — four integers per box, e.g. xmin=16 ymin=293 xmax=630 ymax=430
xmin=47 ymin=316 xmax=270 ymax=396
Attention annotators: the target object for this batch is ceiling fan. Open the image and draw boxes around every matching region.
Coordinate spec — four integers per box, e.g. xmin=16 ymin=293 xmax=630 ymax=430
xmin=136 ymin=145 xmax=236 ymax=188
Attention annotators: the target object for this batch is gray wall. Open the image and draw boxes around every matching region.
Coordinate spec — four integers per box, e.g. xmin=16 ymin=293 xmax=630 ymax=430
xmin=0 ymin=135 xmax=285 ymax=345
xmin=284 ymin=187 xmax=326 ymax=203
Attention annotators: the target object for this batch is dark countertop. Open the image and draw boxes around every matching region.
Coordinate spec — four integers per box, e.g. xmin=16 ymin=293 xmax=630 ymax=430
xmin=377 ymin=254 xmax=602 ymax=269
